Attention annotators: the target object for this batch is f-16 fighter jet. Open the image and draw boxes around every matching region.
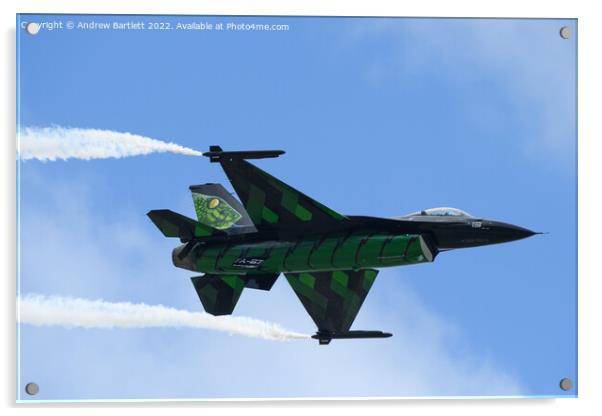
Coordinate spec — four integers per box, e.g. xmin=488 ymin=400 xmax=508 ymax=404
xmin=148 ymin=146 xmax=537 ymax=344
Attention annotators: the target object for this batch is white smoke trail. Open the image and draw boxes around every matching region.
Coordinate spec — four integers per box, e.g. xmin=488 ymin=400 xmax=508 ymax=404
xmin=18 ymin=294 xmax=310 ymax=342
xmin=18 ymin=126 xmax=204 ymax=161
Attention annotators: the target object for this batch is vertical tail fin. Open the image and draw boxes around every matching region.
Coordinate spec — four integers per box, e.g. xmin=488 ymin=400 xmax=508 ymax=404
xmin=189 ymin=183 xmax=257 ymax=234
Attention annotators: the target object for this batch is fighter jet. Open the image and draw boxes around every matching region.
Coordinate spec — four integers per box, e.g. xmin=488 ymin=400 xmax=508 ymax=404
xmin=148 ymin=146 xmax=538 ymax=345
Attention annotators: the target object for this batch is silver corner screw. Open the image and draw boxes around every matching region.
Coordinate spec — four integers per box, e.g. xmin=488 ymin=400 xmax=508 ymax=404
xmin=25 ymin=382 xmax=39 ymax=396
xmin=559 ymin=26 xmax=571 ymax=39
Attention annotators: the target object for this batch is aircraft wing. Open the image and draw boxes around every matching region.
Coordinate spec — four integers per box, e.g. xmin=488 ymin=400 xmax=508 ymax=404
xmin=284 ymin=269 xmax=381 ymax=342
xmin=208 ymin=147 xmax=348 ymax=233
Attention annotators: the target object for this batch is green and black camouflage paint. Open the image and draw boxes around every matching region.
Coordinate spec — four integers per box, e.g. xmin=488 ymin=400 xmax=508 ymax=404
xmin=149 ymin=154 xmax=433 ymax=337
xmin=188 ymin=232 xmax=432 ymax=275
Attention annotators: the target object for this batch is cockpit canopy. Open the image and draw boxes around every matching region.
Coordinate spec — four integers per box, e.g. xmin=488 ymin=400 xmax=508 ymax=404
xmin=403 ymin=207 xmax=473 ymax=218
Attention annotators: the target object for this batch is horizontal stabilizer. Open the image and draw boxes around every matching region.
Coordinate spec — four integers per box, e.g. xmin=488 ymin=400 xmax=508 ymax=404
xmin=312 ymin=330 xmax=392 ymax=345
xmin=191 ymin=273 xmax=279 ymax=316
xmin=191 ymin=274 xmax=245 ymax=316
xmin=204 ymin=145 xmax=285 ymax=163
xmin=147 ymin=209 xmax=225 ymax=240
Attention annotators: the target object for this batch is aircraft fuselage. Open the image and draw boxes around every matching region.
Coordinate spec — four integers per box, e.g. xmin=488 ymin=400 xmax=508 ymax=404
xmin=172 ymin=215 xmax=535 ymax=275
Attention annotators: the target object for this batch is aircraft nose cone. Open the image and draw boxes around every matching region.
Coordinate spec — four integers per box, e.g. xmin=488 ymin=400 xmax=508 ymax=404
xmin=488 ymin=221 xmax=537 ymax=243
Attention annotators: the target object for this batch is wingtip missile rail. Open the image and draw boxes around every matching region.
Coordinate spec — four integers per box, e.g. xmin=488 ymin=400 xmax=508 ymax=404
xmin=203 ymin=145 xmax=285 ymax=163
xmin=312 ymin=330 xmax=393 ymax=345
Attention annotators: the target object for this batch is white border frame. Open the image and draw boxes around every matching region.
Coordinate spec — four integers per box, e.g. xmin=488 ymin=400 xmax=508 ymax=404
xmin=3 ymin=1 xmax=600 ymax=415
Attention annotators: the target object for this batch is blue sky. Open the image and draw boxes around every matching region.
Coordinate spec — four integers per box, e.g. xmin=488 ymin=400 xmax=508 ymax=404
xmin=16 ymin=15 xmax=577 ymax=400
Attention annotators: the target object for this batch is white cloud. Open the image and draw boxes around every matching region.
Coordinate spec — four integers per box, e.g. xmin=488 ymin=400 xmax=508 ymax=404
xmin=346 ymin=18 xmax=576 ymax=165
